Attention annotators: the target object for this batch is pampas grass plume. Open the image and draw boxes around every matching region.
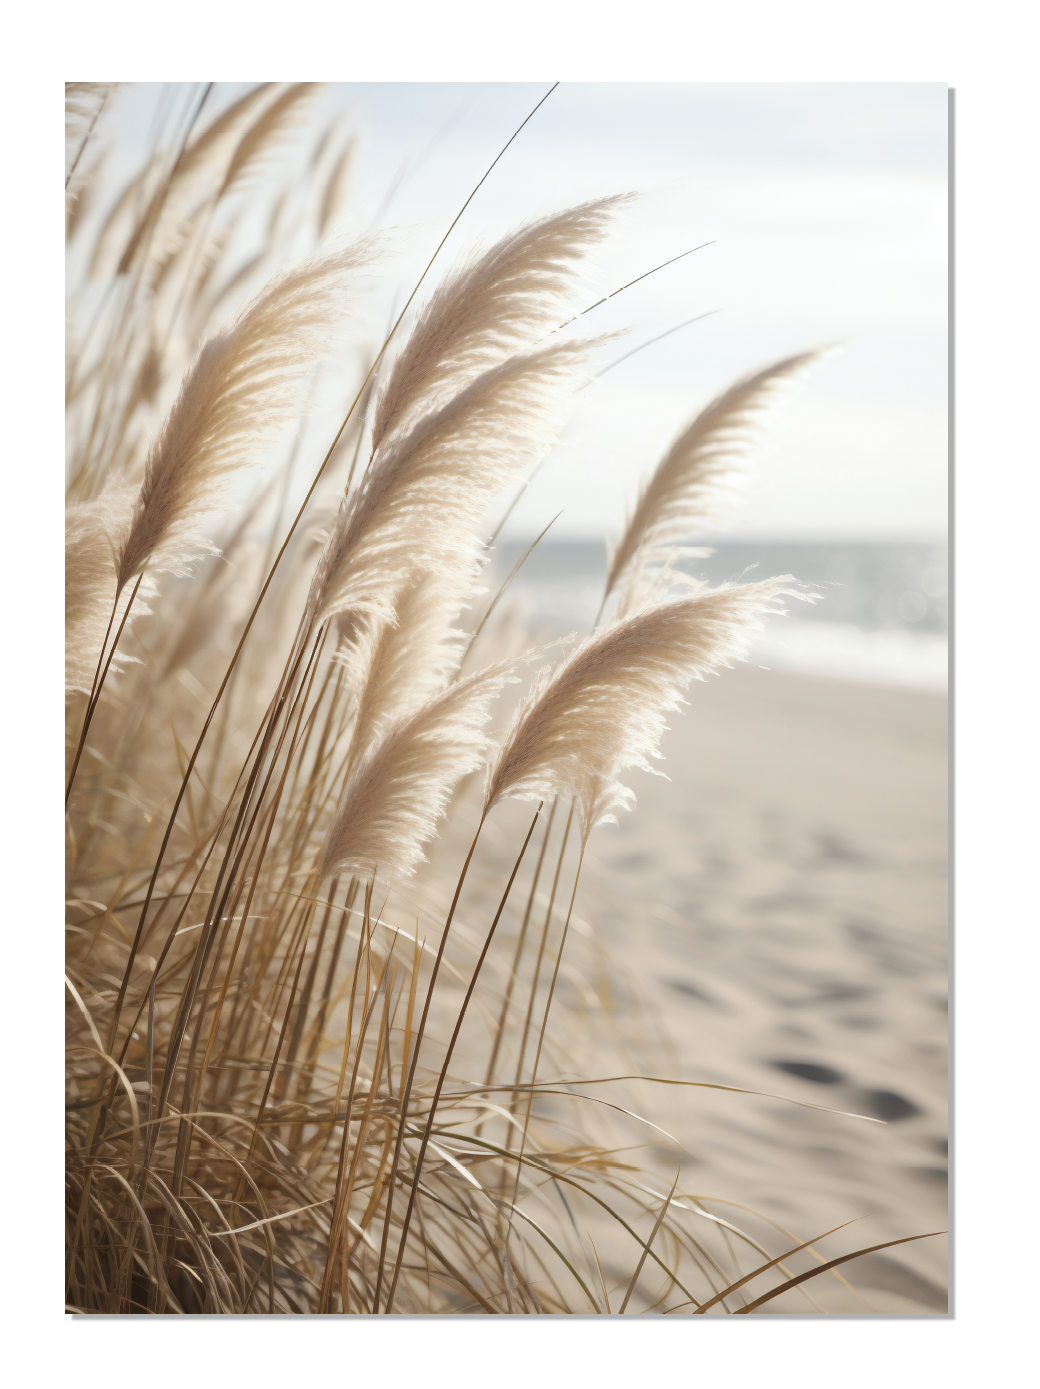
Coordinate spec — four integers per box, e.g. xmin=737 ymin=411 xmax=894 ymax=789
xmin=370 ymin=194 xmax=632 ymax=450
xmin=318 ymin=658 xmax=520 ymax=882
xmin=111 ymin=236 xmax=383 ymax=593
xmin=308 ymin=336 xmax=607 ymax=634
xmin=604 ymin=349 xmax=831 ymax=606
xmin=485 ymin=579 xmax=803 ymax=840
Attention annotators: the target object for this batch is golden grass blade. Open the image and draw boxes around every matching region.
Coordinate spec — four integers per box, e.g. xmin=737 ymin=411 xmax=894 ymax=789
xmin=732 ymin=1233 xmax=946 ymax=1314
xmin=445 ymin=1075 xmax=883 ymax=1124
xmin=382 ymin=808 xmax=543 ymax=1312
xmin=618 ymin=1168 xmax=680 ymax=1312
xmin=687 ymin=1220 xmax=864 ymax=1313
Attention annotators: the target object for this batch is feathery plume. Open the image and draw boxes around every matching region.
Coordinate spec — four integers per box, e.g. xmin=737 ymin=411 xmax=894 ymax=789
xmin=87 ymin=162 xmax=151 ymax=280
xmin=67 ymin=150 xmax=106 ymax=243
xmin=66 ymin=84 xmax=115 ymax=183
xmin=65 ymin=483 xmax=143 ymax=695
xmin=155 ymin=479 xmax=275 ymax=683
xmin=218 ymin=84 xmax=323 ymax=200
xmin=370 ymin=195 xmax=632 ymax=450
xmin=336 ymin=574 xmax=469 ymax=765
xmin=604 ymin=350 xmax=831 ymax=606
xmin=485 ymin=579 xmax=803 ymax=840
xmin=317 ymin=136 xmax=358 ymax=240
xmin=111 ymin=236 xmax=382 ymax=593
xmin=308 ymin=337 xmax=605 ymax=634
xmin=114 ymin=83 xmax=276 ymax=278
xmin=318 ymin=659 xmax=519 ymax=882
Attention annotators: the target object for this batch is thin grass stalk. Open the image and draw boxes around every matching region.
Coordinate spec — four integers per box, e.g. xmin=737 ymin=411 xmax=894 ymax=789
xmin=318 ymin=930 xmax=396 ymax=1309
xmin=338 ymin=969 xmax=399 ymax=1311
xmin=481 ymin=797 xmax=558 ymax=1098
xmin=382 ymin=806 xmax=542 ymax=1312
xmin=461 ymin=514 xmax=561 ymax=672
xmin=108 ymin=600 xmax=318 ymax=1068
xmin=617 ymin=1168 xmax=680 ymax=1312
xmin=143 ymin=647 xmax=315 ymax=1121
xmin=368 ymin=820 xmax=485 ymax=1310
xmin=299 ymin=878 xmax=359 ymax=1102
xmin=508 ymin=837 xmax=585 ymax=1231
xmin=104 ymin=608 xmax=308 ymax=1056
xmin=309 ymin=882 xmax=372 ymax=1183
xmin=281 ymin=876 xmax=340 ymax=1095
xmin=239 ymin=892 xmax=319 ymax=1167
xmin=512 ymin=802 xmax=574 ymax=1096
xmin=140 ymin=644 xmax=319 ymax=1162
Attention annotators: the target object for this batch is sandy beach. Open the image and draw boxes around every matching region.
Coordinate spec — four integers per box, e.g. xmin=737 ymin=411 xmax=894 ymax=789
xmin=420 ymin=659 xmax=948 ymax=1313
xmin=568 ymin=664 xmax=949 ymax=1312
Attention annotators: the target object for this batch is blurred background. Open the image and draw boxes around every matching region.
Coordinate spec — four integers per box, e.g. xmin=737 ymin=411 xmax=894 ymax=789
xmin=90 ymin=80 xmax=948 ymax=690
xmin=70 ymin=84 xmax=949 ymax=1310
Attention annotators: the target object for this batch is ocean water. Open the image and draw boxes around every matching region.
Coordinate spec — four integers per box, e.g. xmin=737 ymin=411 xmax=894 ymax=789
xmin=486 ymin=540 xmax=949 ymax=692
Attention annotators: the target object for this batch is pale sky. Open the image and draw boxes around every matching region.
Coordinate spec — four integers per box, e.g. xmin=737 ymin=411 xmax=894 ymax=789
xmin=104 ymin=82 xmax=949 ymax=543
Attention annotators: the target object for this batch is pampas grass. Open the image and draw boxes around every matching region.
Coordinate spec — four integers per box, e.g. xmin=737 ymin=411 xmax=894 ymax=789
xmin=369 ymin=195 xmax=631 ymax=451
xmin=114 ymin=237 xmax=382 ymax=594
xmin=307 ymin=337 xmax=604 ymax=640
xmin=603 ymin=349 xmax=831 ymax=613
xmin=486 ymin=579 xmax=805 ymax=842
xmin=65 ymin=84 xmax=934 ymax=1316
xmin=318 ymin=657 xmax=522 ymax=882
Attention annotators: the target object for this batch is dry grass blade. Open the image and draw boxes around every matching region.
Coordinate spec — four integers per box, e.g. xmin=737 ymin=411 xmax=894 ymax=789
xmin=732 ymin=1233 xmax=946 ymax=1313
xmin=687 ymin=1219 xmax=862 ymax=1312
